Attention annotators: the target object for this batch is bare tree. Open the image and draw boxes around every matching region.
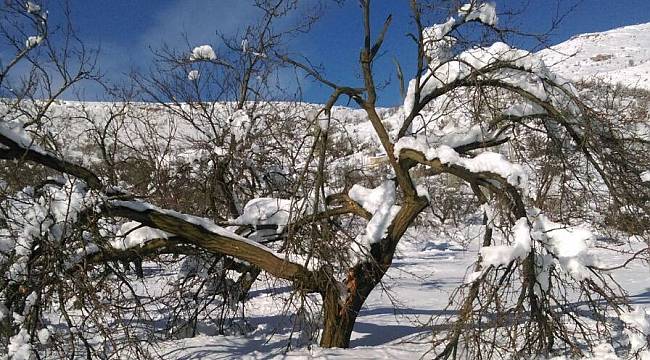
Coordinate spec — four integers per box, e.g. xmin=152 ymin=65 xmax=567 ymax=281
xmin=1 ymin=0 xmax=649 ymax=358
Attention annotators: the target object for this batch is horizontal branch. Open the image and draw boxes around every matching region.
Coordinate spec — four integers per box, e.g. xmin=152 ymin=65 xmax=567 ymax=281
xmin=0 ymin=131 xmax=104 ymax=190
xmin=398 ymin=148 xmax=526 ymax=216
xmin=104 ymin=201 xmax=321 ymax=290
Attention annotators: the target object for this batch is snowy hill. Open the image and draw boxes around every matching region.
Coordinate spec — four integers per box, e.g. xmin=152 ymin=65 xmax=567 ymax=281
xmin=538 ymin=22 xmax=650 ymax=90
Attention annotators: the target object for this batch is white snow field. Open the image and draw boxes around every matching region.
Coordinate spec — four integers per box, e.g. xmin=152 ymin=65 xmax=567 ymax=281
xmin=538 ymin=23 xmax=650 ymax=90
xmin=151 ymin=234 xmax=649 ymax=359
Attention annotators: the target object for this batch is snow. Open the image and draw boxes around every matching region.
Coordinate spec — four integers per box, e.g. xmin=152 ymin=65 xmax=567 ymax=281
xmin=423 ymin=17 xmax=456 ymax=42
xmin=480 ymin=217 xmax=530 ymax=267
xmin=403 ymin=42 xmax=555 ymax=114
xmin=641 ymin=171 xmax=650 ymax=182
xmin=349 ymin=182 xmax=395 ymax=214
xmin=459 ymin=2 xmax=497 ymax=26
xmin=538 ymin=22 xmax=650 ymax=90
xmin=349 ymin=181 xmax=401 ymax=244
xmin=503 ymin=102 xmax=546 ymax=117
xmin=8 ymin=328 xmax=32 ymax=360
xmin=422 ymin=1 xmax=498 ymax=64
xmin=1 ymin=19 xmax=649 ymax=355
xmin=1 ymin=178 xmax=100 ymax=283
xmin=111 ymin=221 xmax=170 ymax=250
xmin=26 ymin=35 xmax=44 ymax=48
xmin=394 ymin=124 xmax=503 ymax=153
xmin=229 ymin=110 xmax=251 ymax=142
xmin=190 ymin=45 xmax=217 ymax=61
xmin=317 ymin=118 xmax=330 ymax=132
xmin=188 ymin=70 xmax=200 ymax=80
xmin=477 ymin=212 xmax=599 ymax=281
xmin=233 ymin=198 xmax=299 ymax=233
xmin=0 ymin=121 xmax=46 ymax=154
xmin=109 ymin=200 xmax=280 ymax=254
xmin=142 ymin=231 xmax=650 ymax=359
xmin=532 ymin=214 xmax=596 ymax=280
xmin=37 ymin=328 xmax=50 ymax=345
xmin=620 ymin=307 xmax=650 ymax=358
xmin=394 ymin=142 xmax=528 ymax=188
xmin=26 ymin=1 xmax=41 ymax=14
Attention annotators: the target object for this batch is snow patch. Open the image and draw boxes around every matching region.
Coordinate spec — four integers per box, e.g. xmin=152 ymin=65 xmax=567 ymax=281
xmin=111 ymin=221 xmax=170 ymax=250
xmin=188 ymin=70 xmax=200 ymax=81
xmin=641 ymin=171 xmax=650 ymax=183
xmin=190 ymin=45 xmax=217 ymax=61
xmin=459 ymin=2 xmax=497 ymax=26
xmin=349 ymin=181 xmax=401 ymax=244
xmin=26 ymin=35 xmax=44 ymax=48
xmin=480 ymin=217 xmax=530 ymax=267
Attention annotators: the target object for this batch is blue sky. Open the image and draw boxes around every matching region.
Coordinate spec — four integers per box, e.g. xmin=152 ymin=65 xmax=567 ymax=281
xmin=11 ymin=0 xmax=650 ymax=106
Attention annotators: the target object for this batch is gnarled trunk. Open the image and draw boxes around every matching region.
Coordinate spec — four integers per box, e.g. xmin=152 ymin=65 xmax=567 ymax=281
xmin=319 ymin=199 xmax=429 ymax=348
xmin=319 ymin=261 xmax=389 ymax=348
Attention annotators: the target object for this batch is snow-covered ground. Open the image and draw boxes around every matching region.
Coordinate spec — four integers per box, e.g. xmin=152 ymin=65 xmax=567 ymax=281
xmin=150 ymin=231 xmax=649 ymax=359
xmin=538 ymin=23 xmax=650 ymax=90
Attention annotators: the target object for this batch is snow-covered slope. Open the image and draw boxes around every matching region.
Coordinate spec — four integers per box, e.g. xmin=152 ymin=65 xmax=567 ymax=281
xmin=538 ymin=22 xmax=650 ymax=90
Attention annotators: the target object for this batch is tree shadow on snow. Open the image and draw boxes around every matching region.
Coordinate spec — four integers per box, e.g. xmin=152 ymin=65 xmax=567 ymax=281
xmin=351 ymin=307 xmax=457 ymax=347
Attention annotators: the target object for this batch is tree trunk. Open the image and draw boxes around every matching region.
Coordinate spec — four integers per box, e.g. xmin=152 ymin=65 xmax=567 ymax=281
xmin=320 ymin=295 xmax=357 ymax=348
xmin=319 ymin=199 xmax=428 ymax=348
xmin=319 ymin=262 xmax=386 ymax=348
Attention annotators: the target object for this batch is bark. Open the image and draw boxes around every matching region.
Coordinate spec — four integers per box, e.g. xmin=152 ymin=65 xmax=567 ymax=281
xmin=320 ymin=198 xmax=428 ymax=348
xmin=320 ymin=262 xmax=385 ymax=348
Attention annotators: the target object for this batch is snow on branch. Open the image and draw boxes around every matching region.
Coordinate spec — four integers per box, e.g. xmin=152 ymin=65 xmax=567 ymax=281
xmin=641 ymin=170 xmax=650 ymax=183
xmin=480 ymin=217 xmax=530 ymax=267
xmin=459 ymin=2 xmax=497 ymax=26
xmin=0 ymin=123 xmax=104 ymax=190
xmin=0 ymin=123 xmax=317 ymax=287
xmin=190 ymin=45 xmax=217 ymax=61
xmin=404 ymin=41 xmax=578 ymax=118
xmin=621 ymin=307 xmax=650 ymax=358
xmin=532 ymin=213 xmax=597 ymax=281
xmin=25 ymin=35 xmax=44 ymax=49
xmin=394 ymin=141 xmax=527 ymax=189
xmin=0 ymin=121 xmax=46 ymax=155
xmin=1 ymin=177 xmax=99 ymax=283
xmin=106 ymin=200 xmax=319 ymax=287
xmin=26 ymin=1 xmax=42 ymax=14
xmin=111 ymin=221 xmax=171 ymax=250
xmin=348 ymin=181 xmax=402 ymax=245
xmin=395 ymin=124 xmax=508 ymax=154
xmin=233 ymin=198 xmax=305 ymax=234
xmin=187 ymin=69 xmax=200 ymax=81
xmin=421 ymin=1 xmax=497 ymax=65
xmin=469 ymin=211 xmax=600 ymax=284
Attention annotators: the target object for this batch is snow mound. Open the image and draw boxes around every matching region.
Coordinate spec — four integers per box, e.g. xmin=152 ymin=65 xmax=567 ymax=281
xmin=112 ymin=221 xmax=170 ymax=250
xmin=233 ymin=198 xmax=298 ymax=232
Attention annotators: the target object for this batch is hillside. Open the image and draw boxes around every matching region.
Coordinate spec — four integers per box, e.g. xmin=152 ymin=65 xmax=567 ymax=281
xmin=538 ymin=22 xmax=650 ymax=89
